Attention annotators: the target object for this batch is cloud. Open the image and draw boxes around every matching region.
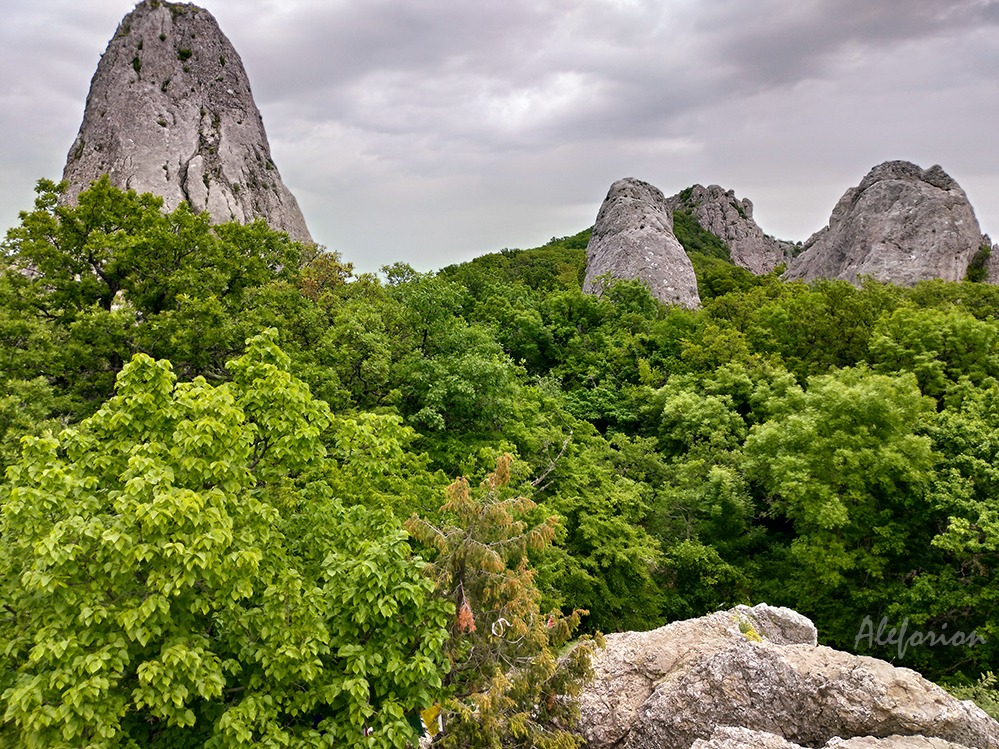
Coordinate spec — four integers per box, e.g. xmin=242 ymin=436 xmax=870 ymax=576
xmin=2 ymin=0 xmax=998 ymax=271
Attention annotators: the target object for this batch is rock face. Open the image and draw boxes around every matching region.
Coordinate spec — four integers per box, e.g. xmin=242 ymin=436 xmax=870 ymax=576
xmin=667 ymin=184 xmax=794 ymax=274
xmin=785 ymin=161 xmax=986 ymax=285
xmin=583 ymin=178 xmax=700 ymax=308
xmin=578 ymin=604 xmax=999 ymax=749
xmin=62 ymin=0 xmax=312 ymax=243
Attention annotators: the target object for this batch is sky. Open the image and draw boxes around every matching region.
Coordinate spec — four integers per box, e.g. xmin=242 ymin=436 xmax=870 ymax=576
xmin=2 ymin=0 xmax=999 ymax=274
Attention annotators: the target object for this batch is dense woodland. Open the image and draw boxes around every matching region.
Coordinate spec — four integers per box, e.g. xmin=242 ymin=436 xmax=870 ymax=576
xmin=1 ymin=177 xmax=998 ymax=746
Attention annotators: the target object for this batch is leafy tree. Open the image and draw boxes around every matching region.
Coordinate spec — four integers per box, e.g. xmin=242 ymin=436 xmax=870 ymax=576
xmin=741 ymin=280 xmax=901 ymax=379
xmin=3 ymin=178 xmax=304 ymax=320
xmin=670 ymin=210 xmax=730 ymax=261
xmin=538 ymin=431 xmax=667 ymax=633
xmin=897 ymin=380 xmax=999 ymax=675
xmin=0 ymin=178 xmax=311 ymax=421
xmin=298 ymin=248 xmax=355 ymax=301
xmin=644 ymin=361 xmax=794 ymax=618
xmin=0 ymin=330 xmax=450 ymax=748
xmin=869 ymin=306 xmax=999 ymax=400
xmin=965 ymin=244 xmax=992 ymax=283
xmin=687 ymin=252 xmax=761 ymax=300
xmin=438 ymin=231 xmax=590 ymax=294
xmin=743 ymin=367 xmax=937 ymax=643
xmin=904 ymin=278 xmax=999 ymax=320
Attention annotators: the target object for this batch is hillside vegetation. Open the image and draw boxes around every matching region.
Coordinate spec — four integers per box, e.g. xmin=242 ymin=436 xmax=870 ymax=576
xmin=1 ymin=178 xmax=998 ymax=745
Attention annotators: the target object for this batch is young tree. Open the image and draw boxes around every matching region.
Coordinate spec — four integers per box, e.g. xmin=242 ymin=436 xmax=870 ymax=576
xmin=407 ymin=455 xmax=600 ymax=749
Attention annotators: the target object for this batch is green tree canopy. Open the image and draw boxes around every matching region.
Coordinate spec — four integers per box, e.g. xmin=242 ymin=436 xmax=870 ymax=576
xmin=0 ymin=330 xmax=450 ymax=748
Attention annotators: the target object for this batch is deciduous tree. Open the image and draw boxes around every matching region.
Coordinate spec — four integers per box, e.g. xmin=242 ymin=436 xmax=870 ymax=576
xmin=0 ymin=330 xmax=450 ymax=748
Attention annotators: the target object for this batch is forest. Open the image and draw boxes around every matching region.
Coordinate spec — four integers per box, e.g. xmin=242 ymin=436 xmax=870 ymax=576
xmin=1 ymin=177 xmax=997 ymax=747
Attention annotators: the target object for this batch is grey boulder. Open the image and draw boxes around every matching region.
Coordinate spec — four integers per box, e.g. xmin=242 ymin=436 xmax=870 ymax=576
xmin=577 ymin=604 xmax=998 ymax=749
xmin=667 ymin=184 xmax=794 ymax=274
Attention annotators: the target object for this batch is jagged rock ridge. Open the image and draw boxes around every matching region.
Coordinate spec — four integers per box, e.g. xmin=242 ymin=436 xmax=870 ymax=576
xmin=583 ymin=178 xmax=700 ymax=308
xmin=62 ymin=0 xmax=312 ymax=243
xmin=667 ymin=184 xmax=795 ymax=274
xmin=577 ymin=604 xmax=998 ymax=749
xmin=785 ymin=161 xmax=987 ymax=285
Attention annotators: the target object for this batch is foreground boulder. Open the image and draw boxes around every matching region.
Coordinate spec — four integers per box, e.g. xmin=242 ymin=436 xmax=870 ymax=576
xmin=62 ymin=0 xmax=313 ymax=243
xmin=785 ymin=161 xmax=987 ymax=285
xmin=667 ymin=184 xmax=794 ymax=274
xmin=577 ymin=604 xmax=998 ymax=749
xmin=583 ymin=178 xmax=700 ymax=308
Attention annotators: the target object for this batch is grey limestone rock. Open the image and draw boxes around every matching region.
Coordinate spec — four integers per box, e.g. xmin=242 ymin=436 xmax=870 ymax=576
xmin=577 ymin=604 xmax=999 ymax=749
xmin=981 ymin=235 xmax=999 ymax=283
xmin=62 ymin=0 xmax=312 ymax=243
xmin=689 ymin=726 xmax=808 ymax=749
xmin=825 ymin=737 xmax=983 ymax=749
xmin=583 ymin=178 xmax=700 ymax=308
xmin=729 ymin=602 xmax=817 ymax=646
xmin=785 ymin=161 xmax=986 ymax=286
xmin=690 ymin=727 xmax=973 ymax=749
xmin=577 ymin=604 xmax=816 ymax=749
xmin=667 ymin=184 xmax=795 ymax=274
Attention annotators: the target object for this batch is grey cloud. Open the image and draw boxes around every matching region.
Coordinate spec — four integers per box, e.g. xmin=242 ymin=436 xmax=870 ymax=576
xmin=2 ymin=0 xmax=998 ymax=272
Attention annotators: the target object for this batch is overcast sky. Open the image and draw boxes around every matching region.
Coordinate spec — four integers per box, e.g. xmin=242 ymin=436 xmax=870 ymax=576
xmin=2 ymin=0 xmax=998 ymax=274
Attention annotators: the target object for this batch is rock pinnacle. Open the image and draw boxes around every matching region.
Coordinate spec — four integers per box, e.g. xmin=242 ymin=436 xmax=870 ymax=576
xmin=62 ymin=0 xmax=313 ymax=243
xmin=583 ymin=178 xmax=700 ymax=309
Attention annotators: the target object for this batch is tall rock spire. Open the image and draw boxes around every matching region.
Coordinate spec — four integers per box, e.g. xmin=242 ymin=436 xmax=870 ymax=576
xmin=62 ymin=0 xmax=313 ymax=244
xmin=583 ymin=178 xmax=700 ymax=309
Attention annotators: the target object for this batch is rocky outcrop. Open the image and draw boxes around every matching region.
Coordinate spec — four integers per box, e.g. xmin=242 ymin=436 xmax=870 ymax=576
xmin=667 ymin=184 xmax=794 ymax=274
xmin=785 ymin=161 xmax=986 ymax=285
xmin=583 ymin=178 xmax=700 ymax=308
xmin=62 ymin=0 xmax=312 ymax=243
xmin=578 ymin=604 xmax=999 ymax=749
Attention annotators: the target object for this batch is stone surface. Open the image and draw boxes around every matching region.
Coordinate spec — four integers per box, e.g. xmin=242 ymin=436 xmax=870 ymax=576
xmin=690 ymin=727 xmax=973 ymax=749
xmin=62 ymin=0 xmax=312 ymax=243
xmin=826 ymin=737 xmax=980 ymax=749
xmin=577 ymin=604 xmax=815 ymax=749
xmin=785 ymin=161 xmax=987 ymax=285
xmin=583 ymin=178 xmax=700 ymax=308
xmin=690 ymin=726 xmax=808 ymax=749
xmin=577 ymin=604 xmax=999 ymax=749
xmin=667 ymin=184 xmax=795 ymax=274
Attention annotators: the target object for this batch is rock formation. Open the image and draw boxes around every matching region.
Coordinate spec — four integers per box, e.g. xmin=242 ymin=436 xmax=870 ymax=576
xmin=577 ymin=604 xmax=999 ymax=749
xmin=62 ymin=0 xmax=312 ymax=243
xmin=785 ymin=162 xmax=987 ymax=285
xmin=583 ymin=178 xmax=700 ymax=308
xmin=667 ymin=184 xmax=794 ymax=274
